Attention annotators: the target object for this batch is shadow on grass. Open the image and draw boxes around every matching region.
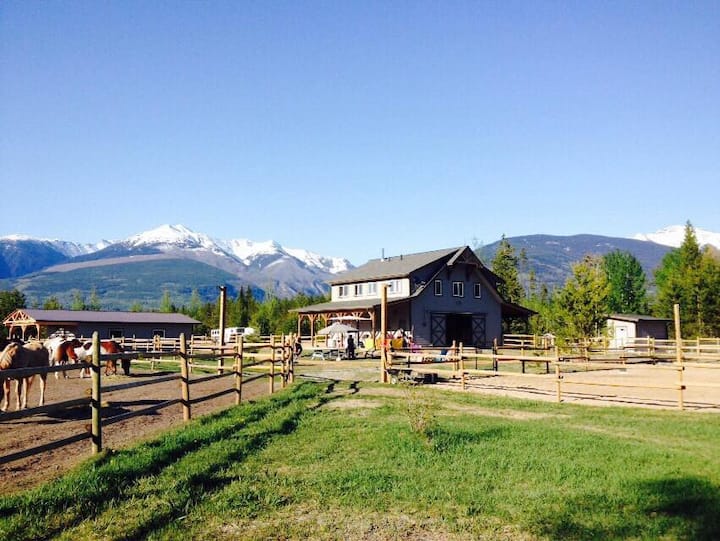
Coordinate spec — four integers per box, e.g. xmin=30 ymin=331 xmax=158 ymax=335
xmin=535 ymin=476 xmax=720 ymax=541
xmin=0 ymin=381 xmax=340 ymax=540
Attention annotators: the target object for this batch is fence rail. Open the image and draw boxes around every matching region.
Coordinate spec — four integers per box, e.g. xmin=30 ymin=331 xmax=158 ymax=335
xmin=0 ymin=332 xmax=300 ymax=466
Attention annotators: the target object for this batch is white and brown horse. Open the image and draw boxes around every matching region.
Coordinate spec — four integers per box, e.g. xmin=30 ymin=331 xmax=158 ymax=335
xmin=0 ymin=341 xmax=50 ymax=411
xmin=44 ymin=336 xmax=83 ymax=379
xmin=74 ymin=340 xmax=130 ymax=377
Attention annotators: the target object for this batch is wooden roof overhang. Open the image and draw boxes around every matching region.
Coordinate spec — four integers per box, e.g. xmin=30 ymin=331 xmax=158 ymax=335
xmin=3 ymin=308 xmax=78 ymax=339
xmin=292 ymin=299 xmax=380 ymax=338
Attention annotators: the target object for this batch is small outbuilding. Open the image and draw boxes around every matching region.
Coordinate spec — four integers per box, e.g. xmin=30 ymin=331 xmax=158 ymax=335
xmin=3 ymin=308 xmax=199 ymax=340
xmin=606 ymin=314 xmax=671 ymax=348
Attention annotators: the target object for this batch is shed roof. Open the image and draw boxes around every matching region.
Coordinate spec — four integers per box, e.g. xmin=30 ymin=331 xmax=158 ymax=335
xmin=607 ymin=314 xmax=672 ymax=323
xmin=3 ymin=309 xmax=200 ymax=326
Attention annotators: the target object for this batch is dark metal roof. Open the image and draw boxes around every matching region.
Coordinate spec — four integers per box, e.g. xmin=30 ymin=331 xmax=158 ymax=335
xmin=608 ymin=313 xmax=672 ymax=323
xmin=329 ymin=247 xmax=464 ymax=285
xmin=7 ymin=309 xmax=199 ymax=325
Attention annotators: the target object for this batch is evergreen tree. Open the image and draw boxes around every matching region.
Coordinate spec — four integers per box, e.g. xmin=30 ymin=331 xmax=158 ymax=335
xmin=653 ymin=222 xmax=710 ymax=336
xmin=44 ymin=296 xmax=63 ymax=310
xmin=602 ymin=250 xmax=648 ymax=314
xmin=88 ymin=287 xmax=102 ymax=311
xmin=556 ymin=255 xmax=610 ymax=339
xmin=159 ymin=290 xmax=175 ymax=313
xmin=70 ymin=290 xmax=86 ymax=311
xmin=0 ymin=289 xmax=26 ymax=317
xmin=0 ymin=290 xmax=26 ymax=336
xmin=491 ymin=236 xmax=524 ymax=303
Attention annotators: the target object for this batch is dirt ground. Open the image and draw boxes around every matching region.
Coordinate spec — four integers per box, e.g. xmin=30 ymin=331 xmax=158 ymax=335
xmin=2 ymin=358 xmax=719 ymax=496
xmin=0 ymin=367 xmax=272 ymax=495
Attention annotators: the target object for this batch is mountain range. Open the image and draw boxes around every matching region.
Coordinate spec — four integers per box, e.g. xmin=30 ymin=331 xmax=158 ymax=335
xmin=0 ymin=225 xmax=351 ymax=310
xmin=1 ymin=224 xmax=718 ymax=310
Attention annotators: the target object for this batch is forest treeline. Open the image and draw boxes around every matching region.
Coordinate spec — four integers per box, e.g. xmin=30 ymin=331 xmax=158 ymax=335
xmin=1 ymin=222 xmax=718 ymax=340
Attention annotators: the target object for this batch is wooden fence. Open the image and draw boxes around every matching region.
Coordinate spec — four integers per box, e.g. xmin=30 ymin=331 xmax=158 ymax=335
xmin=0 ymin=332 xmax=298 ymax=465
xmin=386 ymin=340 xmax=720 ymax=411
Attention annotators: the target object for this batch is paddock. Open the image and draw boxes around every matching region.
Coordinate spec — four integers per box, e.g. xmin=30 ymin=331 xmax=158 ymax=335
xmin=0 ymin=333 xmax=298 ymax=494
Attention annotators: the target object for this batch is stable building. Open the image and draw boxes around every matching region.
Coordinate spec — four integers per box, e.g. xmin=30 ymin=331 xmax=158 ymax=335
xmin=606 ymin=314 xmax=671 ymax=349
xmin=295 ymin=246 xmax=534 ymax=348
xmin=3 ymin=309 xmax=199 ymax=340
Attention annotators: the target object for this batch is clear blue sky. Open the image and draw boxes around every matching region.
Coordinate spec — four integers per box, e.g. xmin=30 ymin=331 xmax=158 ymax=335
xmin=1 ymin=1 xmax=718 ymax=265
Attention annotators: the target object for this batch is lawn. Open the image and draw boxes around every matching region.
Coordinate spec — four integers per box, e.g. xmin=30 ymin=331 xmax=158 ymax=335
xmin=1 ymin=380 xmax=718 ymax=540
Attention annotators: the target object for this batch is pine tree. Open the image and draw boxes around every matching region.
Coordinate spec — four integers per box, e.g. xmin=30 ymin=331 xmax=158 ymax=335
xmin=491 ymin=236 xmax=524 ymax=303
xmin=654 ymin=222 xmax=708 ymax=336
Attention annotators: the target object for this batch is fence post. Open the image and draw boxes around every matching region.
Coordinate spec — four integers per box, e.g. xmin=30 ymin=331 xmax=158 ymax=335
xmin=674 ymin=304 xmax=684 ymax=411
xmin=269 ymin=337 xmax=275 ymax=395
xmin=555 ymin=362 xmax=562 ymax=403
xmin=91 ymin=331 xmax=102 ymax=454
xmin=180 ymin=333 xmax=191 ymax=421
xmin=235 ymin=336 xmax=243 ymax=405
xmin=459 ymin=342 xmax=466 ymax=390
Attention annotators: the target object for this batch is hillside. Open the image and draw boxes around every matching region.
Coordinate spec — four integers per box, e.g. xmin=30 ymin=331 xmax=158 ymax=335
xmin=477 ymin=234 xmax=672 ymax=290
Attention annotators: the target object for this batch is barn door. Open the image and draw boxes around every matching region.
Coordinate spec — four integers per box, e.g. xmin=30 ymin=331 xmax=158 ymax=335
xmin=472 ymin=315 xmax=486 ymax=348
xmin=430 ymin=313 xmax=446 ymax=346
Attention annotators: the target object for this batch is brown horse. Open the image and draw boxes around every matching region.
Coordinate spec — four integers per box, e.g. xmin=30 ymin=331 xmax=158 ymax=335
xmin=0 ymin=341 xmax=50 ymax=411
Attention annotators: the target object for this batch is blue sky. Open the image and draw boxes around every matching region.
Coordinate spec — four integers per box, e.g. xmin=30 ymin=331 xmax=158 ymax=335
xmin=1 ymin=1 xmax=718 ymax=265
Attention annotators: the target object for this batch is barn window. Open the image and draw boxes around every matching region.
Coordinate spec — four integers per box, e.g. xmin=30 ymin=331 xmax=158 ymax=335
xmin=452 ymin=281 xmax=464 ymax=297
xmin=153 ymin=329 xmax=166 ymax=338
xmin=387 ymin=280 xmax=400 ymax=294
xmin=354 ymin=284 xmax=363 ymax=296
xmin=367 ymin=282 xmax=377 ymax=295
xmin=109 ymin=329 xmax=124 ymax=339
xmin=338 ymin=285 xmax=349 ymax=298
xmin=434 ymin=279 xmax=443 ymax=296
xmin=474 ymin=283 xmax=482 ymax=298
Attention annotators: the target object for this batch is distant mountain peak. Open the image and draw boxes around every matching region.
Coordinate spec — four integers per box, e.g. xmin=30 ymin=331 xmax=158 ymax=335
xmin=633 ymin=225 xmax=720 ymax=249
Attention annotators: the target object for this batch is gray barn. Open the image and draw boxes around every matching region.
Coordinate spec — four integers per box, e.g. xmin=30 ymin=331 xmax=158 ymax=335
xmin=3 ymin=309 xmax=199 ymax=340
xmin=296 ymin=246 xmax=533 ymax=348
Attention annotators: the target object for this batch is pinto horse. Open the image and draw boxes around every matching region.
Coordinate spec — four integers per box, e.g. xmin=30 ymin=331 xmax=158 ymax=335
xmin=74 ymin=340 xmax=130 ymax=377
xmin=44 ymin=337 xmax=83 ymax=379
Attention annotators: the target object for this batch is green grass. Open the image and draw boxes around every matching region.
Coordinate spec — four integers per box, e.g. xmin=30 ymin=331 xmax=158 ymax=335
xmin=1 ymin=381 xmax=719 ymax=540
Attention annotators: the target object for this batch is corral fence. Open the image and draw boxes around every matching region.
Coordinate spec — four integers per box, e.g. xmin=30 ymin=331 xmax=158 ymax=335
xmin=0 ymin=332 xmax=298 ymax=465
xmin=386 ymin=337 xmax=720 ymax=411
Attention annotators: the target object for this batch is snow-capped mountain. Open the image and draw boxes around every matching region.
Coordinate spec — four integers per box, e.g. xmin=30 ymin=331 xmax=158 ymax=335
xmin=633 ymin=225 xmax=720 ymax=249
xmin=0 ymin=224 xmax=352 ymax=306
xmin=122 ymin=224 xmax=351 ymax=275
xmin=0 ymin=234 xmax=110 ymax=258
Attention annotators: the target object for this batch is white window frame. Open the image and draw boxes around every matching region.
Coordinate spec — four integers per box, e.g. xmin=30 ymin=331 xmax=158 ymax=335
xmin=452 ymin=281 xmax=464 ymax=297
xmin=339 ymin=285 xmax=349 ymax=298
xmin=387 ymin=280 xmax=400 ymax=294
xmin=354 ymin=284 xmax=363 ymax=296
xmin=474 ymin=283 xmax=482 ymax=298
xmin=367 ymin=282 xmax=377 ymax=296
xmin=434 ymin=279 xmax=443 ymax=296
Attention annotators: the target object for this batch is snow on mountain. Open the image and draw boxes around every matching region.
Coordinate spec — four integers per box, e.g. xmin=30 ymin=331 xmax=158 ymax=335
xmin=633 ymin=225 xmax=720 ymax=249
xmin=0 ymin=234 xmax=110 ymax=257
xmin=285 ymin=247 xmax=351 ymax=274
xmin=124 ymin=224 xmax=223 ymax=252
xmin=123 ymin=224 xmax=351 ymax=275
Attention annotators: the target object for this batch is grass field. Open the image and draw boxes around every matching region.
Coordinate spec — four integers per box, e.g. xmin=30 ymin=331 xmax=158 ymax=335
xmin=1 ymin=380 xmax=719 ymax=540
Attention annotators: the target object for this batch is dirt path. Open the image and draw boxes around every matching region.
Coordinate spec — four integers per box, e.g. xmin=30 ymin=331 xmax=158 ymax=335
xmin=0 ymin=369 xmax=272 ymax=495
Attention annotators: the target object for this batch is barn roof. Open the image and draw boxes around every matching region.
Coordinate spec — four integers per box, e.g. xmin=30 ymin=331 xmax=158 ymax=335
xmin=329 ymin=246 xmax=501 ymax=285
xmin=3 ymin=309 xmax=199 ymax=326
